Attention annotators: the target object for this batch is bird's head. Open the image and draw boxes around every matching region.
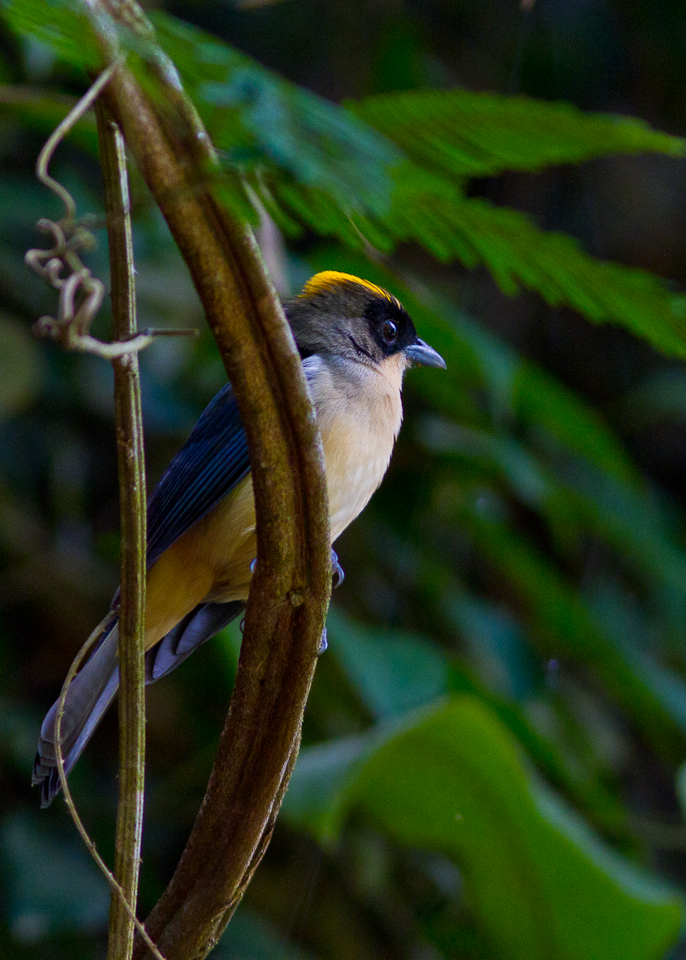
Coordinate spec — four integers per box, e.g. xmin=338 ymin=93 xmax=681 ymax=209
xmin=285 ymin=272 xmax=446 ymax=377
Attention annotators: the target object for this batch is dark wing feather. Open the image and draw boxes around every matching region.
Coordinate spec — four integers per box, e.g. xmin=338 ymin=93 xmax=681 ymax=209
xmin=146 ymin=382 xmax=251 ymax=569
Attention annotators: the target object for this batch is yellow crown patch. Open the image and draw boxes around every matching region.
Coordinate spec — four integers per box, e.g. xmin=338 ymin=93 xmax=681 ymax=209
xmin=301 ymin=271 xmax=401 ymax=308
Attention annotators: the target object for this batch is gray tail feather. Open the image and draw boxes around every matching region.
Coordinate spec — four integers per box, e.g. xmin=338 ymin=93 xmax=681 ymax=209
xmin=32 ymin=616 xmax=120 ymax=809
xmin=144 ymin=600 xmax=244 ymax=682
xmin=33 ymin=600 xmax=244 ymax=808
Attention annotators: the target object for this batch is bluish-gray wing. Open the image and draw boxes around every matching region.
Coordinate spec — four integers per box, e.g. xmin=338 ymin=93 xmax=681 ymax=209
xmin=146 ymin=383 xmax=251 ymax=569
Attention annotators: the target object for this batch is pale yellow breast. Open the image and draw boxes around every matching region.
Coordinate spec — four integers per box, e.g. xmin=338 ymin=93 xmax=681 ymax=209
xmin=308 ymin=354 xmax=405 ymax=541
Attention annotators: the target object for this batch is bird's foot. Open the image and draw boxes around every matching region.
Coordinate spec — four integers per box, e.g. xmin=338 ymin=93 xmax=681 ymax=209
xmin=331 ymin=549 xmax=345 ymax=588
xmin=318 ymin=627 xmax=328 ymax=655
xmin=253 ymin=554 xmax=343 ymax=587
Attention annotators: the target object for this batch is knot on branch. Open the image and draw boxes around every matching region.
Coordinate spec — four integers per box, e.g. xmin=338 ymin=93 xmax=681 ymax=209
xmin=288 ymin=589 xmax=304 ymax=607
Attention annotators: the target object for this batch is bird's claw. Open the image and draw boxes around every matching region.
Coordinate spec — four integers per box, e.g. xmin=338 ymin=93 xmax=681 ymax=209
xmin=331 ymin=549 xmax=345 ymax=588
xmin=318 ymin=627 xmax=328 ymax=655
xmin=251 ymin=551 xmax=342 ymax=600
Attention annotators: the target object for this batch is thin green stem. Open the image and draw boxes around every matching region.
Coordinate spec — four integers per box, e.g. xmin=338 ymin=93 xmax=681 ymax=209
xmin=95 ymin=98 xmax=148 ymax=960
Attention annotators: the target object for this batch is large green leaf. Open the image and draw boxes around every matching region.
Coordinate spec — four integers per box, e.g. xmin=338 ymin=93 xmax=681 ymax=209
xmin=327 ymin=600 xmax=628 ymax=837
xmin=328 ymin=565 xmax=634 ymax=841
xmin=284 ymin=698 xmax=683 ymax=960
xmin=352 ymin=89 xmax=685 ymax=178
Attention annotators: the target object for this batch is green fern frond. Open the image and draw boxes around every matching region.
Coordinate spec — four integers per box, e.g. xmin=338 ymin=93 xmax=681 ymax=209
xmin=5 ymin=2 xmax=686 ymax=359
xmin=274 ymin=171 xmax=686 ymax=359
xmin=351 ymin=89 xmax=686 ymax=179
xmin=437 ymin=194 xmax=686 ymax=358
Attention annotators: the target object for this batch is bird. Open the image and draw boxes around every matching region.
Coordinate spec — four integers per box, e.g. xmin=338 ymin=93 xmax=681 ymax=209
xmin=32 ymin=271 xmax=446 ymax=807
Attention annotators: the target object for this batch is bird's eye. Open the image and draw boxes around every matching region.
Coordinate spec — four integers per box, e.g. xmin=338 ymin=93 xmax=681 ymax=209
xmin=381 ymin=319 xmax=398 ymax=344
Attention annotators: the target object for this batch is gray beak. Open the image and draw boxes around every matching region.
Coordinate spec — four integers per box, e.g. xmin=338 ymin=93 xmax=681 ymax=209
xmin=405 ymin=338 xmax=446 ymax=369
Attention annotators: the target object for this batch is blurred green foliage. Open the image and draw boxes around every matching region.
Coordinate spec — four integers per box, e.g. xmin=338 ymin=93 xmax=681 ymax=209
xmin=1 ymin=1 xmax=686 ymax=959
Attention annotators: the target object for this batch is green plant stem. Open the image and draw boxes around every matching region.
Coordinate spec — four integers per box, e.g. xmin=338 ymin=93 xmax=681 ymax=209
xmin=95 ymin=97 xmax=147 ymax=960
